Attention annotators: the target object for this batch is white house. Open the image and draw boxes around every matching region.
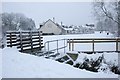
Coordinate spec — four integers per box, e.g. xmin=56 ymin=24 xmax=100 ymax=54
xmin=38 ymin=19 xmax=66 ymax=35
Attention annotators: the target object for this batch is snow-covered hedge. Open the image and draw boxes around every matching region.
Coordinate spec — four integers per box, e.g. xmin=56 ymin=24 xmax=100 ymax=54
xmin=73 ymin=53 xmax=120 ymax=75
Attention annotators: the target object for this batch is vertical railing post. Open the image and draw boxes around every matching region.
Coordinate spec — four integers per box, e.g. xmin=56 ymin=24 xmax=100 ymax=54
xmin=57 ymin=40 xmax=58 ymax=53
xmin=64 ymin=39 xmax=66 ymax=54
xmin=48 ymin=42 xmax=49 ymax=55
xmin=92 ymin=39 xmax=94 ymax=53
xmin=69 ymin=39 xmax=71 ymax=51
xmin=44 ymin=42 xmax=46 ymax=52
xmin=72 ymin=39 xmax=74 ymax=51
xmin=116 ymin=38 xmax=118 ymax=52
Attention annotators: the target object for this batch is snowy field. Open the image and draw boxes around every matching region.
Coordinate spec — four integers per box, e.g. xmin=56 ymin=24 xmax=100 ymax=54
xmin=1 ymin=31 xmax=120 ymax=78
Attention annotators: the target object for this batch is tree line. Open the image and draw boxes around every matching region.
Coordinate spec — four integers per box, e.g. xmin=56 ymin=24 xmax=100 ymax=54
xmin=1 ymin=13 xmax=36 ymax=38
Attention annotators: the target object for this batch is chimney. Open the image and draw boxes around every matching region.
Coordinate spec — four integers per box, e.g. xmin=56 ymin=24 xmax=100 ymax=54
xmin=61 ymin=21 xmax=63 ymax=26
xmin=53 ymin=17 xmax=55 ymax=22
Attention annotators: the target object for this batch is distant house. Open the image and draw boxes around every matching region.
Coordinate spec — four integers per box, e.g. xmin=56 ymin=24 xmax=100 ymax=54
xmin=81 ymin=25 xmax=95 ymax=34
xmin=38 ymin=19 xmax=66 ymax=35
xmin=64 ymin=27 xmax=73 ymax=34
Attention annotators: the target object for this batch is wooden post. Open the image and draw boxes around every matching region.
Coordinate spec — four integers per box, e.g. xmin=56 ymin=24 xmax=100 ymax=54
xmin=72 ymin=39 xmax=74 ymax=51
xmin=69 ymin=39 xmax=71 ymax=51
xmin=48 ymin=42 xmax=49 ymax=55
xmin=116 ymin=38 xmax=118 ymax=52
xmin=30 ymin=31 xmax=33 ymax=52
xmin=19 ymin=32 xmax=23 ymax=52
xmin=92 ymin=39 xmax=94 ymax=53
xmin=10 ymin=33 xmax=12 ymax=47
xmin=57 ymin=40 xmax=58 ymax=53
xmin=38 ymin=31 xmax=42 ymax=50
xmin=64 ymin=39 xmax=66 ymax=54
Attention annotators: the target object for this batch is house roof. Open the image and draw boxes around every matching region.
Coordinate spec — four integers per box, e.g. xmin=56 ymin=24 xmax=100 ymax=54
xmin=38 ymin=19 xmax=65 ymax=31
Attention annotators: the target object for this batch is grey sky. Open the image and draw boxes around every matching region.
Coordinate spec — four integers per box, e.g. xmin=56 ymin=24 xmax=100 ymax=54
xmin=2 ymin=2 xmax=94 ymax=28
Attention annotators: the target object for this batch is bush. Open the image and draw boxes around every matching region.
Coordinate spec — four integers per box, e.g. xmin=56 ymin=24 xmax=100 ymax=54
xmin=111 ymin=65 xmax=120 ymax=75
xmin=75 ymin=55 xmax=104 ymax=72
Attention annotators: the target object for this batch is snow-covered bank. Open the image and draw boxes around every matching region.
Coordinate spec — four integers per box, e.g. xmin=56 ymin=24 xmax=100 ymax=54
xmin=2 ymin=47 xmax=118 ymax=78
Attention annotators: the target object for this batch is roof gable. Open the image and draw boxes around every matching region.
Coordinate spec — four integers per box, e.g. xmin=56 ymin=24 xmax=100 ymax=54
xmin=39 ymin=19 xmax=65 ymax=31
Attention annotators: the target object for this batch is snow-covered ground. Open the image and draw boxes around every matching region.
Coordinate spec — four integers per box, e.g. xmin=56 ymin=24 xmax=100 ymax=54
xmin=43 ymin=31 xmax=114 ymax=43
xmin=2 ymin=47 xmax=118 ymax=78
xmin=1 ymin=31 xmax=119 ymax=78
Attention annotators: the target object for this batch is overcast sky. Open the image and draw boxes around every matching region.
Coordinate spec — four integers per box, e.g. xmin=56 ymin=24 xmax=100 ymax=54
xmin=2 ymin=2 xmax=95 ymax=28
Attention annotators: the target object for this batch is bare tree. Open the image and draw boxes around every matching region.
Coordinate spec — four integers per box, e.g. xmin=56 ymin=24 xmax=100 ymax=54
xmin=1 ymin=13 xmax=36 ymax=36
xmin=93 ymin=0 xmax=120 ymax=37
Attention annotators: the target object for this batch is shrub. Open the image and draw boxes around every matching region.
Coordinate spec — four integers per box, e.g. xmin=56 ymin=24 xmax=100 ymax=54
xmin=111 ymin=65 xmax=120 ymax=75
xmin=76 ymin=55 xmax=104 ymax=72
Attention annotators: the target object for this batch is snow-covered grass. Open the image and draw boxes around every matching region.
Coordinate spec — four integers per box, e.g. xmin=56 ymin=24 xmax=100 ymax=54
xmin=43 ymin=31 xmax=113 ymax=43
xmin=2 ymin=47 xmax=118 ymax=78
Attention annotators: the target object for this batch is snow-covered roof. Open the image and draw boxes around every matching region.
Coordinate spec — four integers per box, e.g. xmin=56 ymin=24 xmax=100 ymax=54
xmin=82 ymin=25 xmax=95 ymax=29
xmin=63 ymin=28 xmax=73 ymax=31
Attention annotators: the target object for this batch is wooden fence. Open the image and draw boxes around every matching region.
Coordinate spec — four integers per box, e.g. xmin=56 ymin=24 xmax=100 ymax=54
xmin=67 ymin=38 xmax=120 ymax=53
xmin=6 ymin=31 xmax=44 ymax=53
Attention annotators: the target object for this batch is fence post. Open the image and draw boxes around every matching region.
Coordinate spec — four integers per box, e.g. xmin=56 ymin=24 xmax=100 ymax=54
xmin=19 ymin=32 xmax=23 ymax=52
xmin=38 ymin=31 xmax=42 ymax=50
xmin=30 ymin=31 xmax=33 ymax=52
xmin=69 ymin=39 xmax=71 ymax=51
xmin=57 ymin=40 xmax=58 ymax=53
xmin=9 ymin=33 xmax=12 ymax=47
xmin=92 ymin=39 xmax=94 ymax=53
xmin=48 ymin=42 xmax=49 ymax=55
xmin=64 ymin=39 xmax=66 ymax=54
xmin=72 ymin=39 xmax=74 ymax=51
xmin=116 ymin=38 xmax=118 ymax=52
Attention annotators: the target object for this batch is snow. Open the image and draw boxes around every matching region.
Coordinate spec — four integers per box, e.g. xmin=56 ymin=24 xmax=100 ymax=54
xmin=63 ymin=28 xmax=73 ymax=31
xmin=43 ymin=31 xmax=113 ymax=42
xmin=103 ymin=52 xmax=118 ymax=66
xmin=2 ymin=47 xmax=118 ymax=78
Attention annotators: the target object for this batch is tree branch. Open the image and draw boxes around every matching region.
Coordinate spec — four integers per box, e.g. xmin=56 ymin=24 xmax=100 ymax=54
xmin=100 ymin=2 xmax=120 ymax=25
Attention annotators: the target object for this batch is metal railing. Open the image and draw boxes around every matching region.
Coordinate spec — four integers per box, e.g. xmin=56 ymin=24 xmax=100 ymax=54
xmin=44 ymin=39 xmax=67 ymax=54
